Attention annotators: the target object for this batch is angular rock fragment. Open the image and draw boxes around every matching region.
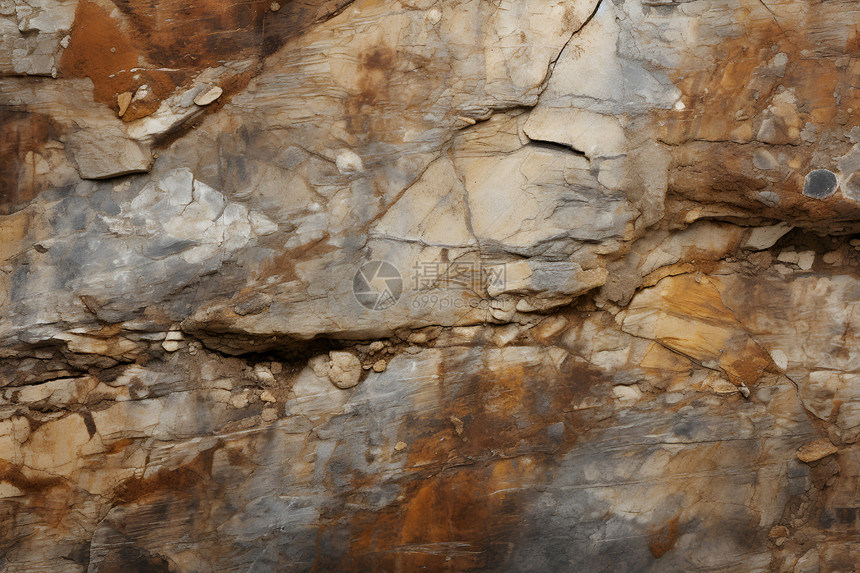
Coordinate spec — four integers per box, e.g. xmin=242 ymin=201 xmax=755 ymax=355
xmin=843 ymin=172 xmax=860 ymax=202
xmin=69 ymin=136 xmax=153 ymax=179
xmin=116 ymin=91 xmax=132 ymax=117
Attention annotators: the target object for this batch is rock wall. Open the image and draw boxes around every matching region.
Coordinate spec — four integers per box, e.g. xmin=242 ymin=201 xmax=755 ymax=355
xmin=1 ymin=0 xmax=859 ymax=571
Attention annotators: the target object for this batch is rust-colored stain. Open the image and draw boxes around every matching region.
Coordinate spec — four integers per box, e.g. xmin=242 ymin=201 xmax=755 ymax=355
xmin=112 ymin=446 xmax=216 ymax=504
xmin=344 ymin=467 xmax=522 ymax=571
xmin=110 ymin=0 xmax=267 ymax=67
xmin=58 ymin=0 xmax=352 ymax=123
xmin=662 ymin=5 xmax=860 ymax=223
xmin=720 ymin=336 xmax=773 ymax=387
xmin=648 ymin=516 xmax=680 ymax=558
xmin=848 ymin=28 xmax=860 ymax=54
xmin=0 ymin=109 xmax=61 ymax=215
xmin=636 ymin=273 xmax=775 ymax=387
xmin=357 ymin=47 xmax=395 ymax=105
xmin=340 ymin=42 xmax=436 ymax=146
xmin=59 ymin=0 xmax=268 ymax=119
xmin=344 ymin=46 xmax=397 ymax=139
xmin=0 ymin=459 xmax=64 ymax=495
xmin=0 ymin=459 xmax=72 ymax=529
xmin=262 ymin=232 xmax=336 ymax=284
xmin=104 ymin=437 xmax=135 ymax=456
xmin=58 ymin=0 xmax=186 ymax=120
xmin=314 ymin=353 xmax=609 ymax=571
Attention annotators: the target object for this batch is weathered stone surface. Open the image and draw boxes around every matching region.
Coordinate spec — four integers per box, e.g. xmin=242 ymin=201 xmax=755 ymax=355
xmin=2 ymin=0 xmax=860 ymax=571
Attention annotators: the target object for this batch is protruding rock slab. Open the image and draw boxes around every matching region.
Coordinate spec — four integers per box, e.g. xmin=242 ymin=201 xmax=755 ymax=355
xmin=796 ymin=439 xmax=838 ymax=463
xmin=69 ymin=136 xmax=152 ymax=179
xmin=742 ymin=222 xmax=794 ymax=251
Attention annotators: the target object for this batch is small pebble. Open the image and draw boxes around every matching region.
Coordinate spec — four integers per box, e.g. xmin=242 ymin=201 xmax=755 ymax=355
xmin=260 ymin=390 xmax=276 ymax=403
xmin=822 ymin=251 xmax=841 ymax=264
xmin=803 ymin=169 xmax=838 ymax=199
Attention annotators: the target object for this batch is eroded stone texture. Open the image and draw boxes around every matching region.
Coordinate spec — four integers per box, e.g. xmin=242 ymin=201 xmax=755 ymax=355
xmin=1 ymin=0 xmax=860 ymax=571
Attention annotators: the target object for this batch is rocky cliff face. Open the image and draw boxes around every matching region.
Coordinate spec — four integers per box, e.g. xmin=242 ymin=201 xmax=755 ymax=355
xmin=1 ymin=0 xmax=859 ymax=571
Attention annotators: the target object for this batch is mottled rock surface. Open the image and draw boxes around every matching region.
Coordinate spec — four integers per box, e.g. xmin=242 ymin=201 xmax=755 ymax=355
xmin=1 ymin=0 xmax=859 ymax=571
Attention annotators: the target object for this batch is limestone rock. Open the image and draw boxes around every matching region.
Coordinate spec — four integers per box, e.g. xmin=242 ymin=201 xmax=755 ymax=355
xmin=260 ymin=390 xmax=276 ymax=403
xmin=372 ymin=359 xmax=387 ymax=373
xmin=326 ymin=350 xmax=363 ymax=389
xmin=794 ymin=549 xmax=820 ymax=573
xmin=2 ymin=0 xmax=860 ymax=570
xmin=328 ymin=350 xmax=361 ymax=388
